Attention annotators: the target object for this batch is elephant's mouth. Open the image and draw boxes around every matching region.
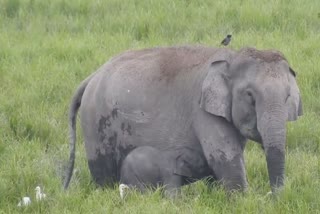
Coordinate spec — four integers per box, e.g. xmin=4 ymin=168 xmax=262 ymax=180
xmin=243 ymin=127 xmax=262 ymax=144
xmin=237 ymin=115 xmax=262 ymax=144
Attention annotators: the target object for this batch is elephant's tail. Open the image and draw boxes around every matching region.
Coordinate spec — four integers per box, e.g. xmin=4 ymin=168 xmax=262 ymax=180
xmin=63 ymin=72 xmax=97 ymax=190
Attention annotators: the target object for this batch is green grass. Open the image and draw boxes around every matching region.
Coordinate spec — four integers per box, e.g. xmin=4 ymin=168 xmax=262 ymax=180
xmin=0 ymin=0 xmax=319 ymax=213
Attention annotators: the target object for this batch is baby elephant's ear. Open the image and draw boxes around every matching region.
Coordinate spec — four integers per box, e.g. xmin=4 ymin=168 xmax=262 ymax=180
xmin=174 ymin=155 xmax=193 ymax=178
xmin=287 ymin=68 xmax=303 ymax=121
xmin=173 ymin=149 xmax=209 ymax=178
xmin=200 ymin=59 xmax=232 ymax=122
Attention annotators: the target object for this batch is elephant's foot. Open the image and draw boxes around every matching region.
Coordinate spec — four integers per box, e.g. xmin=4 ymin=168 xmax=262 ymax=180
xmin=164 ymin=187 xmax=181 ymax=199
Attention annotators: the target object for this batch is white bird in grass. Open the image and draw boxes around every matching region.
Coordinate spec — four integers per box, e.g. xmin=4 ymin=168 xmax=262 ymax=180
xmin=119 ymin=184 xmax=130 ymax=200
xmin=17 ymin=197 xmax=31 ymax=207
xmin=35 ymin=186 xmax=46 ymax=201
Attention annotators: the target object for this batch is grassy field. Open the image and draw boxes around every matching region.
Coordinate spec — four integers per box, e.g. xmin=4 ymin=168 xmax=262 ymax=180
xmin=0 ymin=0 xmax=319 ymax=213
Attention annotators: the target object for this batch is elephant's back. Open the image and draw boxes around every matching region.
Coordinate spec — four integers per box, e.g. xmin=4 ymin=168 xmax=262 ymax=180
xmin=106 ymin=45 xmax=218 ymax=83
xmin=99 ymin=46 xmax=217 ymax=99
xmin=81 ymin=46 xmax=219 ymax=123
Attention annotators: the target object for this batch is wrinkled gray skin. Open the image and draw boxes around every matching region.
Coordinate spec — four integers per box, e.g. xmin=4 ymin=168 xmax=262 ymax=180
xmin=120 ymin=146 xmax=212 ymax=197
xmin=64 ymin=46 xmax=302 ymax=194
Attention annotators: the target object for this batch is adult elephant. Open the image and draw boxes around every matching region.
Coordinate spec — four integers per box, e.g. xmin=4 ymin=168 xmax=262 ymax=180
xmin=64 ymin=46 xmax=302 ymax=193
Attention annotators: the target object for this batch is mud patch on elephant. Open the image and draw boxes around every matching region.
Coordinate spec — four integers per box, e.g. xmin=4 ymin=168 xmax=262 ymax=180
xmin=108 ymin=131 xmax=118 ymax=145
xmin=121 ymin=122 xmax=132 ymax=135
xmin=111 ymin=108 xmax=118 ymax=119
xmin=121 ymin=123 xmax=125 ymax=133
xmin=98 ymin=116 xmax=112 ymax=142
xmin=240 ymin=48 xmax=286 ymax=63
xmin=98 ymin=116 xmax=111 ymax=131
xmin=98 ymin=109 xmax=118 ymax=132
xmin=98 ymin=109 xmax=121 ymax=142
xmin=127 ymin=124 xmax=132 ymax=135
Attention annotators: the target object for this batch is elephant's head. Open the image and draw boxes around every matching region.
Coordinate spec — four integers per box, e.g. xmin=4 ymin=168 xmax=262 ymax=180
xmin=200 ymin=47 xmax=303 ymax=192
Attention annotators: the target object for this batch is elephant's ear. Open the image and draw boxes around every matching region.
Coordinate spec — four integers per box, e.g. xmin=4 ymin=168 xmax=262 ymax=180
xmin=287 ymin=68 xmax=303 ymax=121
xmin=173 ymin=149 xmax=207 ymax=178
xmin=174 ymin=154 xmax=193 ymax=177
xmin=200 ymin=55 xmax=232 ymax=122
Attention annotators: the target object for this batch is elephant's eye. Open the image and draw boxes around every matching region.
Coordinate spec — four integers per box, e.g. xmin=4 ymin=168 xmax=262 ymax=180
xmin=246 ymin=91 xmax=255 ymax=106
xmin=285 ymin=94 xmax=290 ymax=103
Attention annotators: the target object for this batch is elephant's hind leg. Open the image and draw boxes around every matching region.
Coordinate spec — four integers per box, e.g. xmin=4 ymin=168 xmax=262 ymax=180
xmin=83 ymin=117 xmax=119 ymax=187
xmin=87 ymin=149 xmax=118 ymax=187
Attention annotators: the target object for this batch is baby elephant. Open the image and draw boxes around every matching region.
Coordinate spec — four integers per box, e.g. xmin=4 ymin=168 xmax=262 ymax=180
xmin=120 ymin=146 xmax=211 ymax=198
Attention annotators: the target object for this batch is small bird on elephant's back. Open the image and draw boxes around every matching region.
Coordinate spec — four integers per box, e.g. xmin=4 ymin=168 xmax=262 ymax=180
xmin=221 ymin=34 xmax=232 ymax=46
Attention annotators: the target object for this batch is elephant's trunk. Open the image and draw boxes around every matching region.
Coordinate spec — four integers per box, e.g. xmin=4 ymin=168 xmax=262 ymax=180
xmin=257 ymin=102 xmax=287 ymax=193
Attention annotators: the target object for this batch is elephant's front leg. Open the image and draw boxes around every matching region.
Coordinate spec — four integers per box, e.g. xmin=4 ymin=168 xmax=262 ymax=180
xmin=194 ymin=112 xmax=248 ymax=192
xmin=163 ymin=174 xmax=183 ymax=199
xmin=208 ymin=151 xmax=247 ymax=191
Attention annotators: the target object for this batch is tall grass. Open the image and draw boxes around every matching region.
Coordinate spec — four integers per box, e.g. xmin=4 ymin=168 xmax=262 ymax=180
xmin=0 ymin=0 xmax=319 ymax=213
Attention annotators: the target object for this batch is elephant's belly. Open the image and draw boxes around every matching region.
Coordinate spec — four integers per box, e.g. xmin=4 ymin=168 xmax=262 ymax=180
xmin=91 ymin=105 xmax=195 ymax=163
xmin=97 ymin=109 xmax=187 ymax=150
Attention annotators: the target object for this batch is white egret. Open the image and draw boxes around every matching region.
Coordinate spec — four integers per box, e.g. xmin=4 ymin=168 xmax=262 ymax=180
xmin=35 ymin=186 xmax=46 ymax=201
xmin=119 ymin=184 xmax=129 ymax=199
xmin=17 ymin=197 xmax=31 ymax=207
